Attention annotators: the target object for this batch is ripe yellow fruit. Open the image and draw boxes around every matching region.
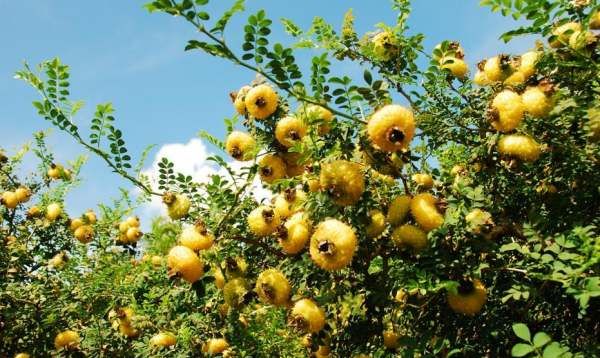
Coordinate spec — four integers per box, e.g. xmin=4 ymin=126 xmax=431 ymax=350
xmin=465 ymin=208 xmax=493 ymax=235
xmin=483 ymin=55 xmax=513 ymax=82
xmin=383 ymin=330 xmax=400 ymax=349
xmin=48 ymin=252 xmax=66 ymax=269
xmin=110 ymin=307 xmax=140 ymax=338
xmin=224 ymin=256 xmax=249 ymax=278
xmin=282 ymin=151 xmax=306 ymax=177
xmin=522 ymin=86 xmax=552 ymax=118
xmin=391 ymin=224 xmax=428 ymax=252
xmin=387 ymin=195 xmax=412 ymax=226
xmin=244 ymin=84 xmax=278 ymax=119
xmin=256 ymin=268 xmax=291 ymax=306
xmin=319 ymin=160 xmax=365 ymax=206
xmin=47 ymin=163 xmax=70 ymax=180
xmin=258 ymin=154 xmax=287 ymax=184
xmin=125 ymin=226 xmax=143 ymax=243
xmin=473 ymin=69 xmax=490 ymax=86
xmin=497 ymin=134 xmax=541 ymax=162
xmin=45 ymin=202 xmax=63 ymax=222
xmin=203 ymin=338 xmax=229 ymax=355
xmin=447 ymin=279 xmax=487 ymax=316
xmin=84 ymin=210 xmax=97 ymax=224
xmin=163 ymin=192 xmax=191 ymax=220
xmin=490 ymin=89 xmax=525 ymax=132
xmin=26 ymin=205 xmax=41 ymax=218
xmin=440 ymin=56 xmax=468 ymax=78
xmin=372 ymin=31 xmax=397 ymax=61
xmin=224 ymin=278 xmax=249 ymax=308
xmin=591 ymin=11 xmax=600 ymax=30
xmin=366 ymin=209 xmax=386 ymax=238
xmin=74 ymin=225 xmax=94 ymax=244
xmin=518 ymin=51 xmax=539 ymax=79
xmin=225 ymin=131 xmax=256 ymax=161
xmin=179 ymin=226 xmax=214 ymax=251
xmin=54 ymin=330 xmax=80 ymax=350
xmin=568 ymin=30 xmax=596 ymax=50
xmin=315 ymin=345 xmax=331 ymax=358
xmin=310 ymin=219 xmax=357 ymax=271
xmin=410 ymin=193 xmax=444 ymax=232
xmin=367 ymin=105 xmax=415 ymax=152
xmin=213 ymin=266 xmax=225 ymax=289
xmin=233 ymin=85 xmax=251 ymax=115
xmin=275 ymin=116 xmax=307 ymax=148
xmin=273 ymin=188 xmax=306 ymax=219
xmin=450 ymin=165 xmax=465 ymax=176
xmin=412 ymin=173 xmax=433 ymax=189
xmin=550 ymin=22 xmax=582 ymax=48
xmin=503 ymin=71 xmax=526 ymax=86
xmin=167 ymin=245 xmax=204 ymax=283
xmin=300 ymin=104 xmax=334 ymax=135
xmin=14 ymin=353 xmax=30 ymax=358
xmin=150 ymin=332 xmax=177 ymax=347
xmin=14 ymin=186 xmax=31 ymax=203
xmin=290 ymin=298 xmax=326 ymax=333
xmin=247 ymin=206 xmax=281 ymax=237
xmin=126 ymin=216 xmax=140 ymax=228
xmin=279 ymin=211 xmax=312 ymax=255
xmin=1 ymin=191 xmax=19 ymax=209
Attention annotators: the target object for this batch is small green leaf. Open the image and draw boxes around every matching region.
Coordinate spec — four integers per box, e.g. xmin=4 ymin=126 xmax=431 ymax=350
xmin=533 ymin=332 xmax=551 ymax=348
xmin=512 ymin=323 xmax=531 ymax=341
xmin=511 ymin=343 xmax=534 ymax=357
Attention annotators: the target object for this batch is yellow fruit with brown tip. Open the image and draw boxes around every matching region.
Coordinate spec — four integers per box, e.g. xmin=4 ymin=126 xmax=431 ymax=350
xmin=465 ymin=209 xmax=494 ymax=235
xmin=391 ymin=224 xmax=428 ymax=252
xmin=518 ymin=51 xmax=539 ymax=79
xmin=447 ymin=279 xmax=487 ymax=316
xmin=247 ymin=205 xmax=281 ymax=237
xmin=503 ymin=70 xmax=526 ymax=86
xmin=300 ymin=104 xmax=334 ymax=135
xmin=483 ymin=55 xmax=514 ymax=82
xmin=163 ymin=192 xmax=191 ymax=220
xmin=203 ymin=338 xmax=229 ymax=355
xmin=410 ymin=193 xmax=444 ymax=232
xmin=150 ymin=332 xmax=177 ymax=347
xmin=310 ymin=219 xmax=357 ymax=271
xmin=245 ymin=84 xmax=278 ymax=119
xmin=275 ymin=116 xmax=307 ymax=148
xmin=84 ymin=210 xmax=97 ymax=224
xmin=372 ymin=31 xmax=397 ymax=61
xmin=367 ymin=104 xmax=415 ymax=152
xmin=74 ymin=225 xmax=94 ymax=244
xmin=151 ymin=255 xmax=163 ymax=267
xmin=167 ymin=245 xmax=204 ymax=283
xmin=125 ymin=227 xmax=143 ymax=243
xmin=1 ymin=191 xmax=19 ymax=209
xmin=126 ymin=216 xmax=140 ymax=228
xmin=26 ymin=205 xmax=41 ymax=218
xmin=522 ymin=86 xmax=552 ymax=117
xmin=14 ymin=186 xmax=31 ymax=203
xmin=54 ymin=330 xmax=80 ymax=350
xmin=591 ymin=11 xmax=600 ymax=30
xmin=290 ymin=298 xmax=326 ymax=333
xmin=450 ymin=165 xmax=465 ymax=176
xmin=366 ymin=209 xmax=386 ymax=238
xmin=319 ymin=160 xmax=365 ymax=206
xmin=256 ymin=268 xmax=291 ymax=306
xmin=179 ymin=226 xmax=214 ymax=251
xmin=225 ymin=131 xmax=256 ymax=161
xmin=258 ymin=154 xmax=287 ymax=184
xmin=273 ymin=188 xmax=306 ymax=219
xmin=387 ymin=195 xmax=412 ymax=226
xmin=473 ymin=70 xmax=490 ymax=86
xmin=497 ymin=134 xmax=541 ymax=162
xmin=224 ymin=278 xmax=249 ymax=308
xmin=568 ymin=30 xmax=596 ymax=50
xmin=412 ymin=173 xmax=433 ymax=189
xmin=490 ymin=89 xmax=525 ymax=132
xmin=45 ymin=202 xmax=63 ymax=222
xmin=383 ymin=330 xmax=400 ymax=349
xmin=440 ymin=56 xmax=468 ymax=78
xmin=279 ymin=211 xmax=312 ymax=255
xmin=233 ymin=85 xmax=251 ymax=115
xmin=550 ymin=22 xmax=582 ymax=48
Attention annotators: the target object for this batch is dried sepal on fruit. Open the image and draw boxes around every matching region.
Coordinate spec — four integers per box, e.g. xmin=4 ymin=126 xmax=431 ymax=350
xmin=290 ymin=298 xmax=326 ymax=333
xmin=319 ymin=160 xmax=365 ymax=206
xmin=258 ymin=154 xmax=287 ymax=184
xmin=244 ymin=84 xmax=278 ymax=119
xmin=447 ymin=278 xmax=487 ymax=316
xmin=255 ymin=268 xmax=291 ymax=306
xmin=367 ymin=104 xmax=415 ymax=152
xmin=167 ymin=245 xmax=204 ymax=283
xmin=225 ymin=131 xmax=256 ymax=161
xmin=309 ymin=219 xmax=357 ymax=271
xmin=247 ymin=205 xmax=281 ymax=237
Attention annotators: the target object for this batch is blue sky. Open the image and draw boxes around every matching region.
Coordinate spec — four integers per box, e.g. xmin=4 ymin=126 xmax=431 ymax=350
xmin=0 ymin=0 xmax=532 ymax=218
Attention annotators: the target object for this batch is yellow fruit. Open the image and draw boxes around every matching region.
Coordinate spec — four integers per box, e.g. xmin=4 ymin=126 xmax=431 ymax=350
xmin=233 ymin=85 xmax=251 ymax=115
xmin=387 ymin=195 xmax=412 ymax=226
xmin=47 ymin=163 xmax=68 ymax=180
xmin=256 ymin=268 xmax=291 ymax=306
xmin=224 ymin=278 xmax=249 ymax=308
xmin=368 ymin=105 xmax=415 ymax=152
xmin=48 ymin=252 xmax=66 ymax=269
xmin=383 ymin=331 xmax=400 ymax=349
xmin=163 ymin=192 xmax=191 ymax=220
xmin=45 ymin=203 xmax=63 ymax=222
xmin=224 ymin=256 xmax=249 ymax=278
xmin=259 ymin=154 xmax=287 ymax=184
xmin=14 ymin=353 xmax=30 ymax=358
xmin=410 ymin=193 xmax=444 ymax=232
xmin=290 ymin=298 xmax=326 ymax=333
xmin=450 ymin=165 xmax=465 ymax=176
xmin=591 ymin=11 xmax=600 ymax=30
xmin=490 ymin=89 xmax=525 ymax=132
xmin=522 ymin=86 xmax=552 ymax=118
xmin=245 ymin=84 xmax=278 ymax=119
xmin=203 ymin=338 xmax=229 ymax=355
xmin=550 ymin=22 xmax=582 ymax=48
xmin=167 ymin=245 xmax=204 ymax=283
xmin=247 ymin=205 xmax=281 ymax=237
xmin=1 ymin=191 xmax=19 ymax=209
xmin=282 ymin=151 xmax=306 ymax=177
xmin=366 ymin=209 xmax=386 ymax=238
xmin=319 ymin=160 xmax=365 ymax=206
xmin=519 ymin=51 xmax=539 ymax=79
xmin=125 ymin=227 xmax=143 ymax=243
xmin=126 ymin=216 xmax=140 ymax=228
xmin=483 ymin=55 xmax=513 ymax=82
xmin=315 ymin=345 xmax=331 ymax=358
xmin=84 ymin=210 xmax=97 ymax=224
xmin=26 ymin=205 xmax=41 ymax=218
xmin=503 ymin=71 xmax=526 ymax=86
xmin=14 ymin=186 xmax=31 ymax=203
xmin=273 ymin=188 xmax=306 ymax=219
xmin=440 ymin=56 xmax=468 ymax=78
xmin=68 ymin=218 xmax=82 ymax=231
xmin=300 ymin=105 xmax=334 ymax=135
xmin=214 ymin=267 xmax=226 ymax=289
xmin=151 ymin=255 xmax=163 ymax=267
xmin=568 ymin=30 xmax=596 ymax=50
xmin=179 ymin=226 xmax=214 ymax=251
xmin=54 ymin=330 xmax=80 ymax=350
xmin=150 ymin=332 xmax=177 ymax=347
xmin=447 ymin=279 xmax=487 ymax=316
xmin=473 ymin=70 xmax=490 ymax=86
xmin=225 ymin=131 xmax=256 ymax=161
xmin=279 ymin=211 xmax=312 ymax=255
xmin=465 ymin=209 xmax=493 ymax=235
xmin=275 ymin=116 xmax=307 ymax=148
xmin=372 ymin=31 xmax=397 ymax=61
xmin=412 ymin=173 xmax=433 ymax=189
xmin=119 ymin=322 xmax=139 ymax=338
xmin=310 ymin=219 xmax=357 ymax=271
xmin=497 ymin=134 xmax=541 ymax=162
xmin=112 ymin=307 xmax=139 ymax=338
xmin=391 ymin=224 xmax=428 ymax=252
xmin=74 ymin=225 xmax=94 ymax=244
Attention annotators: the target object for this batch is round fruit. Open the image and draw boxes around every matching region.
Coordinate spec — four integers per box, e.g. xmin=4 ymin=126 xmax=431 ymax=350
xmin=522 ymin=86 xmax=552 ymax=118
xmin=412 ymin=173 xmax=433 ymax=189
xmin=483 ymin=55 xmax=513 ymax=82
xmin=273 ymin=188 xmax=306 ymax=219
xmin=126 ymin=215 xmax=140 ymax=228
xmin=550 ymin=22 xmax=582 ymax=48
xmin=45 ymin=203 xmax=63 ymax=222
xmin=290 ymin=298 xmax=326 ymax=333
xmin=315 ymin=345 xmax=331 ymax=358
xmin=391 ymin=224 xmax=428 ymax=252
xmin=244 ymin=84 xmax=278 ymax=119
xmin=450 ymin=165 xmax=465 ymax=176
xmin=591 ymin=11 xmax=600 ymax=30
xmin=465 ymin=208 xmax=493 ymax=235
xmin=410 ymin=193 xmax=444 ymax=232
xmin=383 ymin=330 xmax=400 ymax=349
xmin=84 ymin=210 xmax=97 ymax=224
xmin=233 ymin=85 xmax=251 ymax=115
xmin=447 ymin=279 xmax=487 ymax=316
xmin=150 ymin=255 xmax=163 ymax=267
xmin=1 ymin=191 xmax=18 ymax=209
xmin=366 ymin=209 xmax=386 ymax=238
xmin=319 ymin=160 xmax=365 ymax=206
xmin=213 ymin=266 xmax=225 ymax=289
xmin=440 ymin=56 xmax=468 ymax=78
xmin=497 ymin=134 xmax=541 ymax=162
xmin=74 ymin=225 xmax=94 ymax=244
xmin=223 ymin=278 xmax=249 ymax=308
xmin=69 ymin=218 xmax=83 ymax=231
xmin=309 ymin=219 xmax=357 ymax=271
xmin=518 ymin=51 xmax=539 ymax=79
xmin=14 ymin=186 xmax=31 ymax=203
xmin=26 ymin=205 xmax=41 ymax=218
xmin=282 ymin=151 xmax=306 ymax=177
xmin=150 ymin=332 xmax=177 ymax=347
xmin=279 ymin=211 xmax=312 ymax=255
xmin=387 ymin=195 xmax=412 ymax=226
xmin=300 ymin=104 xmax=334 ymax=135
xmin=568 ymin=30 xmax=596 ymax=50
xmin=179 ymin=225 xmax=214 ymax=251
xmin=125 ymin=227 xmax=143 ymax=243
xmin=167 ymin=245 xmax=204 ymax=283
xmin=256 ymin=268 xmax=291 ymax=306
xmin=503 ymin=71 xmax=526 ymax=86
xmin=247 ymin=206 xmax=281 ymax=237
xmin=258 ymin=154 xmax=287 ymax=184
xmin=47 ymin=164 xmax=65 ymax=180
xmin=203 ymin=338 xmax=229 ymax=355
xmin=48 ymin=252 xmax=66 ymax=269
xmin=275 ymin=116 xmax=307 ymax=148
xmin=54 ymin=330 xmax=80 ymax=350
xmin=473 ymin=70 xmax=489 ymax=86
xmin=367 ymin=105 xmax=415 ymax=152
xmin=490 ymin=89 xmax=525 ymax=132
xmin=372 ymin=31 xmax=397 ymax=61
xmin=14 ymin=353 xmax=30 ymax=358
xmin=225 ymin=131 xmax=256 ymax=161
xmin=163 ymin=192 xmax=191 ymax=220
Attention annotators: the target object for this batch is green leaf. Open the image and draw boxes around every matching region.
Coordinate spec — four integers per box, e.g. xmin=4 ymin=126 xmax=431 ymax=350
xmin=512 ymin=323 xmax=531 ymax=341
xmin=542 ymin=342 xmax=565 ymax=358
xmin=511 ymin=343 xmax=534 ymax=357
xmin=533 ymin=332 xmax=552 ymax=348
